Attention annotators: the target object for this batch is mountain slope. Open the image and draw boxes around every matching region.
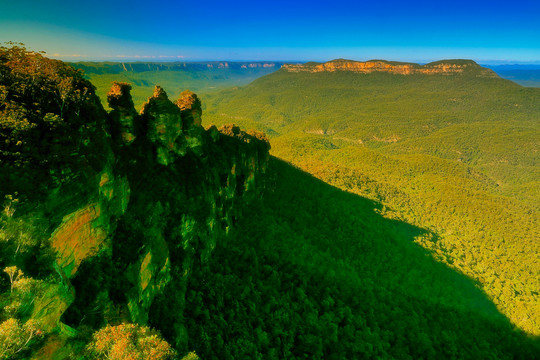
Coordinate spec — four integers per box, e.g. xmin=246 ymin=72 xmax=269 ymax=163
xmin=0 ymin=46 xmax=269 ymax=359
xmin=71 ymin=61 xmax=284 ymax=110
xmin=203 ymin=59 xmax=540 ymax=335
xmin=184 ymin=157 xmax=539 ymax=359
xmin=486 ymin=65 xmax=540 ymax=88
xmin=1 ymin=48 xmax=539 ymax=359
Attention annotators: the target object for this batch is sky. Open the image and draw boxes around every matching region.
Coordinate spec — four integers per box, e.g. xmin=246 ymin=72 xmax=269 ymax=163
xmin=1 ymin=0 xmax=539 ymax=63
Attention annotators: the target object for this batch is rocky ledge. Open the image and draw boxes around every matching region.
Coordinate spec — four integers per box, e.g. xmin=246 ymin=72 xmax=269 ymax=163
xmin=282 ymin=59 xmax=498 ymax=77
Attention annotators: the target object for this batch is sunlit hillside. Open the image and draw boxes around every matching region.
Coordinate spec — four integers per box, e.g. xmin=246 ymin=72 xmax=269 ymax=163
xmin=203 ymin=60 xmax=540 ymax=335
xmin=71 ymin=61 xmax=284 ymax=109
xmin=1 ymin=47 xmax=538 ymax=359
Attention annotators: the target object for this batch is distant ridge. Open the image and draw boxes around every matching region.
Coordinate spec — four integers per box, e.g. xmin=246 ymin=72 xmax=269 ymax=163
xmin=282 ymin=59 xmax=498 ymax=76
xmin=71 ymin=61 xmax=285 ymax=75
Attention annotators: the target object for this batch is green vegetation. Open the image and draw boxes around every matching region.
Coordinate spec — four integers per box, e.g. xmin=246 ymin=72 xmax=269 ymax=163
xmin=0 ymin=45 xmax=269 ymax=359
xmin=203 ymin=64 xmax=540 ymax=335
xmin=184 ymin=158 xmax=539 ymax=359
xmin=1 ymin=47 xmax=539 ymax=358
xmin=85 ymin=323 xmax=177 ymax=360
xmin=71 ymin=61 xmax=282 ymax=110
xmin=0 ymin=44 xmax=108 ymax=199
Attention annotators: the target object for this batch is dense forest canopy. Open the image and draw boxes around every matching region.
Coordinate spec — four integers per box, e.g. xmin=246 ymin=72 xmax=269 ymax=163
xmin=0 ymin=46 xmax=539 ymax=359
xmin=0 ymin=43 xmax=108 ymax=198
xmin=202 ymin=63 xmax=540 ymax=336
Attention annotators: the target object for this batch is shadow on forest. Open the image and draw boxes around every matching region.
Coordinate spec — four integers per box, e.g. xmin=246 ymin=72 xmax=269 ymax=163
xmin=184 ymin=156 xmax=539 ymax=359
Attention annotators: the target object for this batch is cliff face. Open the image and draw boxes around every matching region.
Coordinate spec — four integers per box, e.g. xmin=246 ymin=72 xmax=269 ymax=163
xmin=72 ymin=61 xmax=283 ymax=75
xmin=0 ymin=46 xmax=270 ymax=358
xmin=48 ymin=84 xmax=268 ymax=354
xmin=282 ymin=59 xmax=498 ymax=77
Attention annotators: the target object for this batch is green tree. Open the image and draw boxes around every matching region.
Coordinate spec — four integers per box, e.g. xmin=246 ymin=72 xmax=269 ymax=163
xmin=0 ymin=318 xmax=43 ymax=360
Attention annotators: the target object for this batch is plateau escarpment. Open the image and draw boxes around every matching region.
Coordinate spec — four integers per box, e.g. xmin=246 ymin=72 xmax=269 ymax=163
xmin=0 ymin=46 xmax=269 ymax=358
xmin=72 ymin=61 xmax=282 ymax=75
xmin=203 ymin=58 xmax=540 ymax=338
xmin=283 ymin=59 xmax=498 ymax=76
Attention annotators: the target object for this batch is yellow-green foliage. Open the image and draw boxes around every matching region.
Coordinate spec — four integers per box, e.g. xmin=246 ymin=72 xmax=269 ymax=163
xmin=73 ymin=62 xmax=282 ymax=110
xmin=0 ymin=44 xmax=107 ymax=196
xmin=183 ymin=158 xmax=539 ymax=359
xmin=0 ymin=318 xmax=43 ymax=359
xmin=203 ymin=68 xmax=540 ymax=335
xmin=86 ymin=323 xmax=176 ymax=360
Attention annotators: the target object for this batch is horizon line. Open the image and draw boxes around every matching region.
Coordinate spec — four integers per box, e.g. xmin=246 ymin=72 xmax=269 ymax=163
xmin=59 ymin=57 xmax=540 ymax=66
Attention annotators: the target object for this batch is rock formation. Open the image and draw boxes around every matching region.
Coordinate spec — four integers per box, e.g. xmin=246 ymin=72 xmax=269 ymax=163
xmin=107 ymin=82 xmax=138 ymax=145
xmin=0 ymin=47 xmax=270 ymax=357
xmin=176 ymin=90 xmax=202 ymax=129
xmin=282 ymin=59 xmax=498 ymax=77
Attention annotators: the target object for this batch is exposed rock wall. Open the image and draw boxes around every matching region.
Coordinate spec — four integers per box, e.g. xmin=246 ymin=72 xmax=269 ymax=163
xmin=1 ymin=69 xmax=269 ymax=355
xmin=282 ymin=59 xmax=498 ymax=77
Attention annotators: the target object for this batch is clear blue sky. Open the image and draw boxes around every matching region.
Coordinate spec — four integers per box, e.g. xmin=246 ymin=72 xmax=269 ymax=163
xmin=1 ymin=0 xmax=539 ymax=63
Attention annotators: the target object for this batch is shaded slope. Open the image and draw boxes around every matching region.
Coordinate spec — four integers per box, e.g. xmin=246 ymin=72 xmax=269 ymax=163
xmin=202 ymin=61 xmax=540 ymax=335
xmin=184 ymin=157 xmax=540 ymax=359
xmin=0 ymin=46 xmax=270 ymax=359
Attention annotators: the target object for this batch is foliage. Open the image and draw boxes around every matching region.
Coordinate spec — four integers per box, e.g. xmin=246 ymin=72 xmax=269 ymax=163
xmin=183 ymin=158 xmax=540 ymax=359
xmin=0 ymin=318 xmax=43 ymax=359
xmin=0 ymin=43 xmax=108 ymax=197
xmin=3 ymin=266 xmax=23 ymax=293
xmin=0 ymin=195 xmax=52 ymax=278
xmin=71 ymin=61 xmax=282 ymax=110
xmin=180 ymin=351 xmax=199 ymax=360
xmin=1 ymin=50 xmax=538 ymax=359
xmin=85 ymin=323 xmax=176 ymax=360
xmin=203 ymin=67 xmax=540 ymax=335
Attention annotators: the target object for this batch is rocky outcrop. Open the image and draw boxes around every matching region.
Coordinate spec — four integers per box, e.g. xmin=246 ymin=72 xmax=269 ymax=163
xmin=282 ymin=59 xmax=498 ymax=77
xmin=176 ymin=90 xmax=202 ymax=129
xmin=139 ymin=86 xmax=186 ymax=165
xmin=0 ymin=51 xmax=270 ymax=357
xmin=107 ymin=86 xmax=270 ymax=350
xmin=108 ymin=82 xmax=138 ymax=145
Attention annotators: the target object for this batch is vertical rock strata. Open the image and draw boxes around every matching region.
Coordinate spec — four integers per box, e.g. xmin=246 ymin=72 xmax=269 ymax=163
xmin=282 ymin=59 xmax=498 ymax=77
xmin=9 ymin=81 xmax=270 ymax=354
xmin=107 ymin=82 xmax=138 ymax=145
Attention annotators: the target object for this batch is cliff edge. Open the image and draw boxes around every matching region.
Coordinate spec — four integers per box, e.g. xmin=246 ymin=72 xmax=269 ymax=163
xmin=0 ymin=45 xmax=270 ymax=358
xmin=282 ymin=59 xmax=498 ymax=77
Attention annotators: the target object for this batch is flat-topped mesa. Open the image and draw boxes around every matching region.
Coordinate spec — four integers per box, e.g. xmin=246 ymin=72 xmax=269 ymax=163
xmin=282 ymin=59 xmax=498 ymax=77
xmin=107 ymin=82 xmax=139 ymax=144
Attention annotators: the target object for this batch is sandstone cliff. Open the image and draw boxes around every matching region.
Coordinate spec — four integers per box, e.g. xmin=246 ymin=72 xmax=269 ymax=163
xmin=282 ymin=59 xmax=498 ymax=77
